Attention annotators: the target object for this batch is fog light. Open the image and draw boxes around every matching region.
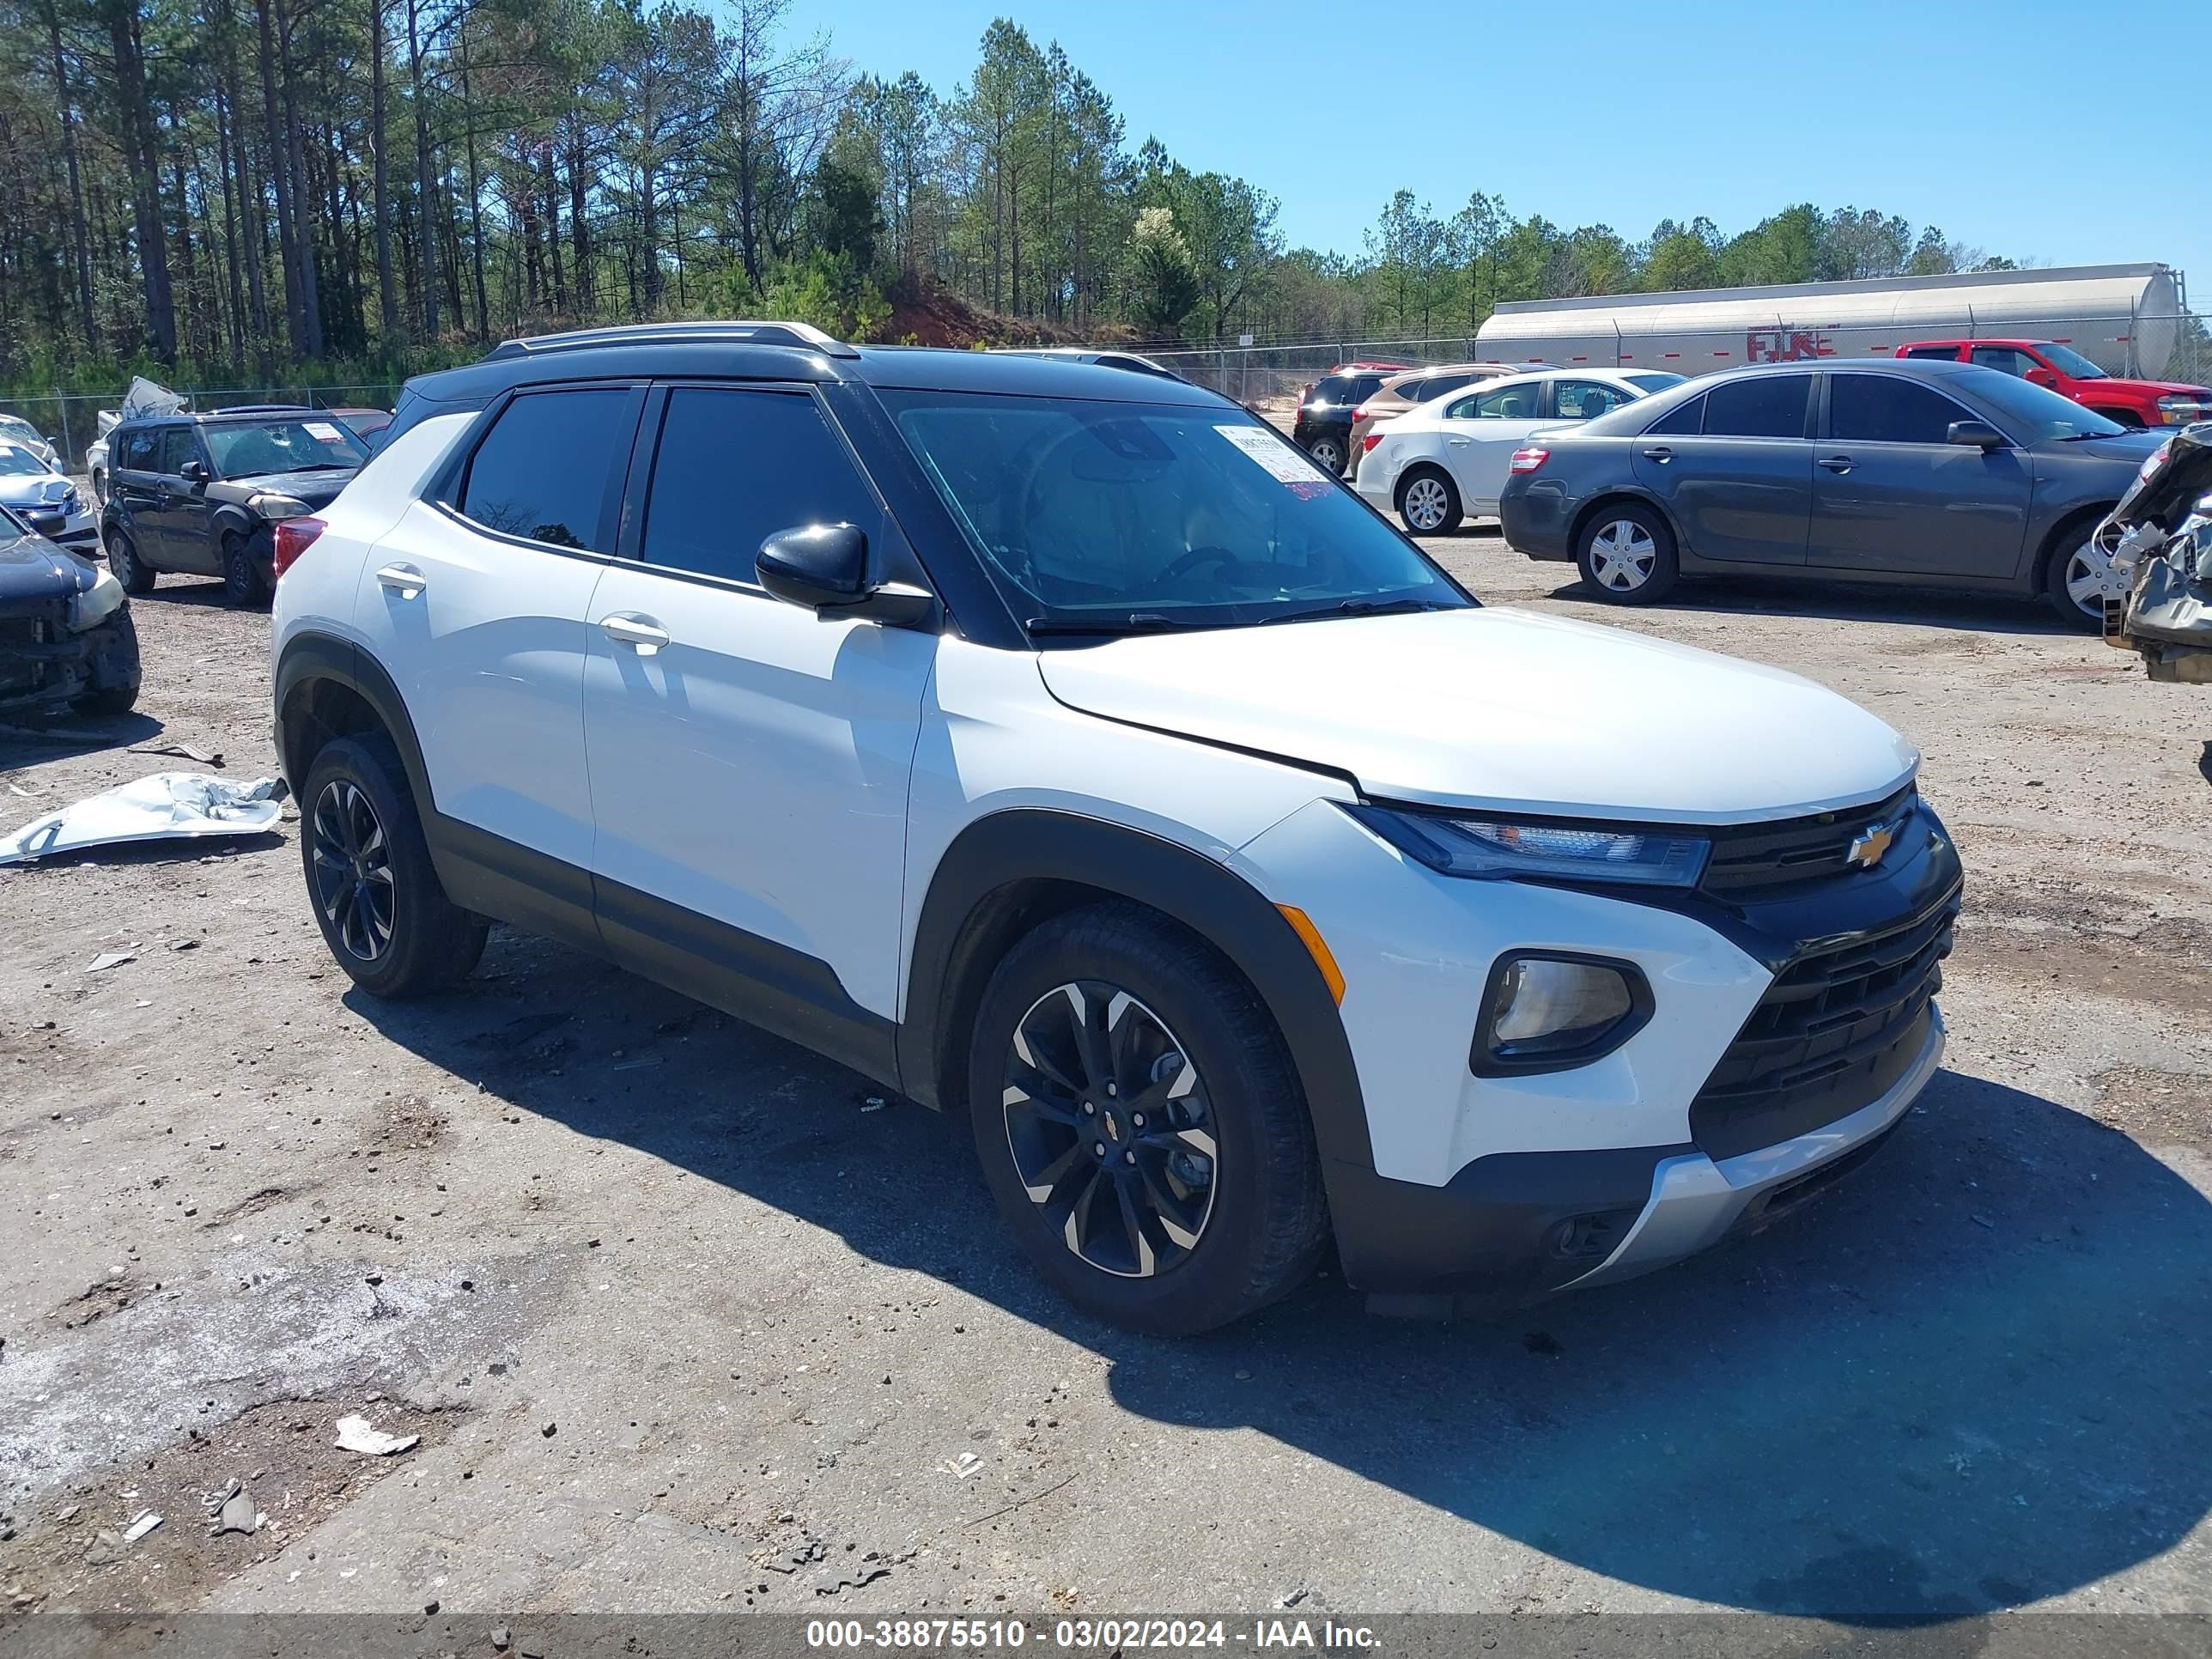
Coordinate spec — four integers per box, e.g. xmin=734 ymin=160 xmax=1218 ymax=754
xmin=1473 ymin=953 xmax=1650 ymax=1075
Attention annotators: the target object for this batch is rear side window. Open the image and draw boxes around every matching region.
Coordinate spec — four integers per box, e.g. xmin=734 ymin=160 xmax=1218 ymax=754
xmin=118 ymin=429 xmax=155 ymax=470
xmin=1703 ymin=374 xmax=1812 ymax=439
xmin=1903 ymin=345 xmax=1962 ymax=362
xmin=637 ymin=387 xmax=884 ymax=583
xmin=1310 ymin=376 xmax=1358 ymax=405
xmin=1411 ymin=373 xmax=1474 ymax=403
xmin=1829 ymin=375 xmax=1972 ymax=446
xmin=1969 ymin=345 xmax=2039 ymax=379
xmin=459 ymin=388 xmax=632 ymax=550
xmin=1643 ymin=395 xmax=1705 ymax=435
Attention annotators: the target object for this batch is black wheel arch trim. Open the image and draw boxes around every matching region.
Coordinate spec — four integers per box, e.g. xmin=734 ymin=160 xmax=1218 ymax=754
xmin=899 ymin=807 xmax=1375 ymax=1179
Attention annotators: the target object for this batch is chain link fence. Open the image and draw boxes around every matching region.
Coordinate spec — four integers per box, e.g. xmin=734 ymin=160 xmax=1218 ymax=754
xmin=1141 ymin=313 xmax=2211 ymax=414
xmin=0 ymin=383 xmax=403 ymax=471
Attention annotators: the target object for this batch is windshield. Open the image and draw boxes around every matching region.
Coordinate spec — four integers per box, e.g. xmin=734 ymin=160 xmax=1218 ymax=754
xmin=1624 ymin=372 xmax=1687 ymax=392
xmin=2037 ymin=343 xmax=2108 ymax=380
xmin=0 ymin=417 xmax=38 ymax=442
xmin=0 ymin=445 xmax=49 ymax=477
xmin=1953 ymin=366 xmax=2126 ymax=441
xmin=880 ymin=390 xmax=1471 ymax=634
xmin=203 ymin=417 xmax=368 ymax=478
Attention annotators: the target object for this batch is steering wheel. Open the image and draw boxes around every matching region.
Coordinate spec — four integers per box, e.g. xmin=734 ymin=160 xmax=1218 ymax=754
xmin=1158 ymin=545 xmax=1241 ymax=586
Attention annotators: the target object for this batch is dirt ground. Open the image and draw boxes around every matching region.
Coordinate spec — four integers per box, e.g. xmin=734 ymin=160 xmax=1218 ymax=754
xmin=3 ymin=532 xmax=2209 ymax=1632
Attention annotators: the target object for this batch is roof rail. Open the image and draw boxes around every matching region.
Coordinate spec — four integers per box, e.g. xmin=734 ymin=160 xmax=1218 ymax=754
xmin=485 ymin=319 xmax=860 ymax=362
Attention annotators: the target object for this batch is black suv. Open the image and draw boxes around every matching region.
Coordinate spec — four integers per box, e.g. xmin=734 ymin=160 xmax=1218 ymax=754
xmin=1290 ymin=366 xmax=1412 ymax=476
xmin=101 ymin=407 xmax=369 ymax=606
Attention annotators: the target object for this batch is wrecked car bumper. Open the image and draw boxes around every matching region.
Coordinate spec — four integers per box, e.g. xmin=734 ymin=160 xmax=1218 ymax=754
xmin=0 ymin=600 xmax=140 ymax=716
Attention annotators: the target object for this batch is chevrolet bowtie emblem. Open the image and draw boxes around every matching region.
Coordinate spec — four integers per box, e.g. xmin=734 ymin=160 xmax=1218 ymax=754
xmin=1846 ymin=820 xmax=1899 ymax=869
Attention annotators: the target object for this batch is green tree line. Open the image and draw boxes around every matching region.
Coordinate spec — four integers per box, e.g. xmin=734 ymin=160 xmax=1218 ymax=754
xmin=0 ymin=0 xmax=2020 ymax=391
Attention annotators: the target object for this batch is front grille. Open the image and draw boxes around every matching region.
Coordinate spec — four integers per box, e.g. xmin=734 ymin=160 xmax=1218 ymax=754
xmin=1701 ymin=785 xmax=1917 ymax=894
xmin=1691 ymin=884 xmax=1959 ymax=1161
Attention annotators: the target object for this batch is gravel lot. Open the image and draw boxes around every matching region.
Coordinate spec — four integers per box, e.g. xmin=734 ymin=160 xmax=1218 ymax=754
xmin=2 ymin=532 xmax=2209 ymax=1629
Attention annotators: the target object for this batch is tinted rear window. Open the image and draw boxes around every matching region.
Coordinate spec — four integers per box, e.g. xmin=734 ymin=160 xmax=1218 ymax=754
xmin=1703 ymin=374 xmax=1812 ymax=439
xmin=1310 ymin=377 xmax=1358 ymax=404
xmin=459 ymin=388 xmax=632 ymax=550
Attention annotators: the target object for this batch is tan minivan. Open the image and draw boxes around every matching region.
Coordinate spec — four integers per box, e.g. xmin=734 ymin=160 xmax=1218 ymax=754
xmin=1348 ymin=362 xmax=1540 ymax=477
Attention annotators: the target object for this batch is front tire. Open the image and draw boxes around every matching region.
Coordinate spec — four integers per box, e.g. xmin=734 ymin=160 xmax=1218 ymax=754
xmin=1576 ymin=502 xmax=1679 ymax=605
xmin=72 ymin=608 xmax=141 ymax=717
xmin=1397 ymin=466 xmax=1463 ymax=535
xmin=966 ymin=902 xmax=1328 ymax=1334
xmin=1306 ymin=434 xmax=1346 ymax=476
xmin=2044 ymin=516 xmax=2124 ymax=631
xmin=300 ymin=732 xmax=488 ymax=998
xmin=222 ymin=530 xmax=270 ymax=609
xmin=106 ymin=528 xmax=155 ymax=596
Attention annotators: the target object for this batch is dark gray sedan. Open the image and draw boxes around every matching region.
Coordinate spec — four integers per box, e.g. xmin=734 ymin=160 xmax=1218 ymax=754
xmin=1497 ymin=358 xmax=2166 ymax=628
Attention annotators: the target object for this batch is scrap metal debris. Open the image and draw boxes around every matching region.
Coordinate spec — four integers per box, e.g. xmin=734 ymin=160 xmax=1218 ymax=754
xmin=1 ymin=772 xmax=283 ymax=866
xmin=215 ymin=1486 xmax=259 ymax=1536
xmin=129 ymin=741 xmax=223 ymax=767
xmin=121 ymin=1511 xmax=162 ymax=1543
xmin=333 ymin=1413 xmax=419 ymax=1456
xmin=86 ymin=950 xmax=137 ymax=973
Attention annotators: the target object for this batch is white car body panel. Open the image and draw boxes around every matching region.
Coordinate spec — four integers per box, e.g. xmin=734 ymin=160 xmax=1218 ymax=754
xmin=1035 ymin=607 xmax=1917 ymax=823
xmin=580 ymin=566 xmax=939 ymax=1022
xmin=1229 ymin=799 xmax=1771 ymax=1185
xmin=897 ymin=638 xmax=1350 ymax=1020
xmin=349 ymin=496 xmax=602 ymax=872
xmin=1356 ymin=368 xmax=1658 ymax=520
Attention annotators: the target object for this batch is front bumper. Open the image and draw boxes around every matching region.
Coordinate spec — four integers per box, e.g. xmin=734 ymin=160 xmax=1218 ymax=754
xmin=1565 ymin=1006 xmax=1942 ymax=1291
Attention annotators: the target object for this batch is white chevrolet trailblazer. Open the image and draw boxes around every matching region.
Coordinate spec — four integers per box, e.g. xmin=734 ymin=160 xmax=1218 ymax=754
xmin=270 ymin=322 xmax=1960 ymax=1333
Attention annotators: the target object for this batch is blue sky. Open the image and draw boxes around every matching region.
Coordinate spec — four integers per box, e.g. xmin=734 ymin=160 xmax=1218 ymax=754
xmin=815 ymin=0 xmax=2209 ymax=293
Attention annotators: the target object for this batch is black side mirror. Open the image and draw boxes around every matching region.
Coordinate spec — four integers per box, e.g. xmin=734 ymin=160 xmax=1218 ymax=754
xmin=757 ymin=523 xmax=934 ymax=627
xmin=1947 ymin=420 xmax=2005 ymax=452
xmin=179 ymin=459 xmax=211 ymax=484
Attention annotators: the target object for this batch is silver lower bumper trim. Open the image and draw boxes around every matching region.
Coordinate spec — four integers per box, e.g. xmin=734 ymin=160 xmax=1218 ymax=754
xmin=1565 ymin=1006 xmax=1946 ymax=1291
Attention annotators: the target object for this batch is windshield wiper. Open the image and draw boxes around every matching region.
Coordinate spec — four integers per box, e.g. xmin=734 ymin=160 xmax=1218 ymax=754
xmin=1022 ymin=611 xmax=1224 ymax=636
xmin=1255 ymin=597 xmax=1458 ymax=625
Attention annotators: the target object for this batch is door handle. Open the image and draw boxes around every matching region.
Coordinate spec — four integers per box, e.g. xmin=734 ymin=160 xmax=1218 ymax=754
xmin=1640 ymin=446 xmax=1674 ymax=462
xmin=1447 ymin=437 xmax=1471 ymax=447
xmin=1819 ymin=455 xmax=1854 ymax=473
xmin=599 ymin=613 xmax=671 ymax=654
xmin=374 ymin=562 xmax=426 ymax=599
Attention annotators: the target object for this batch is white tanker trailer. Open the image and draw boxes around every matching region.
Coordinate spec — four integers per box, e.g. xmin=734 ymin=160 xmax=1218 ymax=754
xmin=1475 ymin=263 xmax=2191 ymax=380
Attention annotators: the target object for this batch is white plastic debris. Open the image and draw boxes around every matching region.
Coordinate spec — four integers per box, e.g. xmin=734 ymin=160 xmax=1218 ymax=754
xmin=121 ymin=1511 xmax=162 ymax=1544
xmin=333 ymin=1414 xmax=418 ymax=1457
xmin=939 ymin=1450 xmax=984 ymax=1480
xmin=86 ymin=950 xmax=137 ymax=973
xmin=0 ymin=773 xmax=283 ymax=866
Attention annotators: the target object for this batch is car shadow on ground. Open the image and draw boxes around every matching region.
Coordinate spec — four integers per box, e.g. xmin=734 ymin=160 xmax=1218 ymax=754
xmin=1536 ymin=574 xmax=2084 ymax=639
xmin=353 ymin=930 xmax=2212 ymax=1623
xmin=0 ymin=709 xmax=165 ymax=760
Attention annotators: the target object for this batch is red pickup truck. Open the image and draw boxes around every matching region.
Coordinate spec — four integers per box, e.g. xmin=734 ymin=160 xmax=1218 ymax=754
xmin=1897 ymin=339 xmax=2212 ymax=429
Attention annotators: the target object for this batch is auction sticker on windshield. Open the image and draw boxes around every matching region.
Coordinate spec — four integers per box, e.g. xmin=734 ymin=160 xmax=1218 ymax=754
xmin=305 ymin=422 xmax=346 ymax=442
xmin=1214 ymin=424 xmax=1332 ymax=497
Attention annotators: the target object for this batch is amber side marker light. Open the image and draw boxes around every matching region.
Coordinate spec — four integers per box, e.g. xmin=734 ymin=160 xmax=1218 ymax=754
xmin=1276 ymin=903 xmax=1346 ymax=1006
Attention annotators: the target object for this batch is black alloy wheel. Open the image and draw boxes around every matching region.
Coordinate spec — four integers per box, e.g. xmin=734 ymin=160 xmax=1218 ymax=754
xmin=311 ymin=778 xmax=396 ymax=962
xmin=1001 ymin=980 xmax=1219 ymax=1279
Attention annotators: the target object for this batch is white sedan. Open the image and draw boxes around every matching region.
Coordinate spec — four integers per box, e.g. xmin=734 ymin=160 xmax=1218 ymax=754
xmin=1355 ymin=368 xmax=1684 ymax=533
xmin=0 ymin=443 xmax=97 ymax=551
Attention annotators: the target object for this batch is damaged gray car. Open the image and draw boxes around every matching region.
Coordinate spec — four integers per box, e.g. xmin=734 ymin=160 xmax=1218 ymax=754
xmin=0 ymin=503 xmax=142 ymax=719
xmin=2104 ymin=424 xmax=2212 ymax=685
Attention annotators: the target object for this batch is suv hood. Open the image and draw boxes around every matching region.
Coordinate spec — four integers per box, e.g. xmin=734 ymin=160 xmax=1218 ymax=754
xmin=1036 ymin=607 xmax=1917 ymax=824
xmin=209 ymin=467 xmax=356 ymax=509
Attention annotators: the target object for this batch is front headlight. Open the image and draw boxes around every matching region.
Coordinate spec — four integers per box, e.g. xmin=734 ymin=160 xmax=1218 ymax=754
xmin=2158 ymin=396 xmax=2210 ymax=425
xmin=248 ymin=492 xmax=313 ymax=520
xmin=1474 ymin=952 xmax=1652 ymax=1073
xmin=1343 ymin=803 xmax=1711 ymax=887
xmin=67 ymin=568 xmax=125 ymax=632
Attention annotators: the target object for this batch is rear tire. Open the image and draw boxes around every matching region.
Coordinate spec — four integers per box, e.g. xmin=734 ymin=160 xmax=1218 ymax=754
xmin=1397 ymin=466 xmax=1463 ymax=535
xmin=1306 ymin=434 xmax=1346 ymax=476
xmin=300 ymin=732 xmax=488 ymax=998
xmin=106 ymin=528 xmax=155 ymax=595
xmin=222 ymin=530 xmax=270 ymax=609
xmin=965 ymin=902 xmax=1328 ymax=1334
xmin=2043 ymin=515 xmax=2122 ymax=631
xmin=1576 ymin=501 xmax=1679 ymax=605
